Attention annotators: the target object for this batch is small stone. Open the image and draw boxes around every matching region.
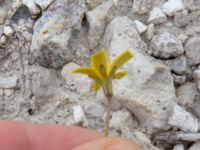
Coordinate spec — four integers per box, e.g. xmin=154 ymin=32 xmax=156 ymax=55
xmin=4 ymin=89 xmax=14 ymax=97
xmin=168 ymin=105 xmax=198 ymax=132
xmin=173 ymin=144 xmax=185 ymax=150
xmin=85 ymin=0 xmax=105 ymax=9
xmin=23 ymin=0 xmax=40 ymax=15
xmin=110 ymin=110 xmax=133 ymax=130
xmin=147 ymin=7 xmax=167 ymax=25
xmin=73 ymin=105 xmax=85 ymax=124
xmin=0 ymin=74 xmax=17 ymax=89
xmin=132 ymin=0 xmax=152 ymax=15
xmin=0 ymin=35 xmax=7 ymax=46
xmin=144 ymin=23 xmax=155 ymax=40
xmin=86 ymin=0 xmax=115 ymax=49
xmin=0 ymin=89 xmax=4 ymax=96
xmin=134 ymin=20 xmax=147 ymax=34
xmin=178 ymin=34 xmax=188 ymax=44
xmin=188 ymin=141 xmax=200 ymax=150
xmin=3 ymin=26 xmax=14 ymax=37
xmin=151 ymin=32 xmax=184 ymax=59
xmin=34 ymin=0 xmax=54 ymax=10
xmin=0 ymin=8 xmax=7 ymax=24
xmin=173 ymin=74 xmax=186 ymax=86
xmin=174 ymin=10 xmax=188 ymax=27
xmin=165 ymin=56 xmax=187 ymax=75
xmin=162 ymin=0 xmax=185 ymax=16
xmin=185 ymin=37 xmax=200 ymax=66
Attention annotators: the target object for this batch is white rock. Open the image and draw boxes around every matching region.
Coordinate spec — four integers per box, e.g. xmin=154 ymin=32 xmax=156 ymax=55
xmin=173 ymin=74 xmax=186 ymax=86
xmin=173 ymin=144 xmax=185 ymax=150
xmin=174 ymin=10 xmax=188 ymax=27
xmin=162 ymin=0 xmax=185 ymax=16
xmin=3 ymin=26 xmax=14 ymax=37
xmin=151 ymin=32 xmax=184 ymax=59
xmin=0 ymin=74 xmax=17 ymax=89
xmin=4 ymin=89 xmax=14 ymax=97
xmin=0 ymin=35 xmax=7 ymax=46
xmin=34 ymin=0 xmax=54 ymax=10
xmin=73 ymin=105 xmax=85 ymax=123
xmin=168 ymin=105 xmax=198 ymax=132
xmin=110 ymin=110 xmax=133 ymax=130
xmin=147 ymin=7 xmax=167 ymax=25
xmin=189 ymin=141 xmax=200 ymax=150
xmin=61 ymin=62 xmax=92 ymax=95
xmin=132 ymin=0 xmax=153 ymax=15
xmin=144 ymin=23 xmax=155 ymax=40
xmin=103 ymin=16 xmax=176 ymax=133
xmin=86 ymin=0 xmax=115 ymax=49
xmin=134 ymin=20 xmax=147 ymax=34
xmin=23 ymin=0 xmax=40 ymax=15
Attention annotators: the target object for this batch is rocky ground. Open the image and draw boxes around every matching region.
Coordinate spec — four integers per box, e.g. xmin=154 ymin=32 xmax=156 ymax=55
xmin=0 ymin=0 xmax=200 ymax=149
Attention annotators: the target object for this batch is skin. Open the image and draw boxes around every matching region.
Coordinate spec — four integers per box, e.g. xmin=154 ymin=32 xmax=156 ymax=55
xmin=0 ymin=121 xmax=142 ymax=150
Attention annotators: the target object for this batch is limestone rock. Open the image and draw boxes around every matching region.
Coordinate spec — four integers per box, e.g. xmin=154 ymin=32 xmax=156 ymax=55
xmin=132 ymin=0 xmax=152 ymax=15
xmin=85 ymin=0 xmax=106 ymax=9
xmin=34 ymin=0 xmax=54 ymax=10
xmin=193 ymin=69 xmax=200 ymax=91
xmin=174 ymin=10 xmax=188 ymax=27
xmin=185 ymin=37 xmax=200 ymax=66
xmin=85 ymin=103 xmax=105 ymax=118
xmin=165 ymin=56 xmax=187 ymax=75
xmin=73 ymin=105 xmax=85 ymax=124
xmin=0 ymin=74 xmax=17 ymax=89
xmin=30 ymin=1 xmax=86 ymax=68
xmin=162 ymin=0 xmax=185 ymax=16
xmin=151 ymin=32 xmax=184 ymax=59
xmin=134 ymin=20 xmax=147 ymax=34
xmin=144 ymin=23 xmax=155 ymax=41
xmin=61 ymin=62 xmax=92 ymax=95
xmin=3 ymin=26 xmax=15 ymax=37
xmin=104 ymin=16 xmax=176 ymax=133
xmin=173 ymin=74 xmax=186 ymax=86
xmin=147 ymin=7 xmax=167 ymax=25
xmin=168 ymin=104 xmax=198 ymax=132
xmin=173 ymin=144 xmax=185 ymax=150
xmin=86 ymin=0 xmax=115 ymax=49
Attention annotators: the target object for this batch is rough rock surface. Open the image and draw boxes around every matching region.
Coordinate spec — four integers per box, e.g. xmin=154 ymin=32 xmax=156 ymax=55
xmin=103 ymin=16 xmax=176 ymax=133
xmin=1 ymin=0 xmax=200 ymax=149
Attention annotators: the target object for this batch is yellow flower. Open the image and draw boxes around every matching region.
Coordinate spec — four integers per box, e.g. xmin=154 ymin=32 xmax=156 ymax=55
xmin=72 ymin=48 xmax=134 ymax=97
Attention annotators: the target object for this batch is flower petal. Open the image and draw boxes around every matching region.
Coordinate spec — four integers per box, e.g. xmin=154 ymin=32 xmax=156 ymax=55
xmin=92 ymin=82 xmax=101 ymax=92
xmin=113 ymin=72 xmax=128 ymax=79
xmin=91 ymin=48 xmax=108 ymax=78
xmin=72 ymin=67 xmax=102 ymax=79
xmin=109 ymin=50 xmax=134 ymax=76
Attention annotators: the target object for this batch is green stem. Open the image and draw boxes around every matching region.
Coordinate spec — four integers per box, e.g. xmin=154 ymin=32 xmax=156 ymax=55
xmin=104 ymin=95 xmax=112 ymax=136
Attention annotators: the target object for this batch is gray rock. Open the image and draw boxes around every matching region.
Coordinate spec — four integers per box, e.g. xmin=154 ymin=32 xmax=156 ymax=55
xmin=147 ymin=7 xmax=167 ymax=25
xmin=191 ymin=94 xmax=200 ymax=119
xmin=168 ymin=104 xmax=198 ymax=132
xmin=132 ymin=0 xmax=152 ymax=14
xmin=144 ymin=23 xmax=155 ymax=41
xmin=151 ymin=32 xmax=184 ymax=59
xmin=85 ymin=0 xmax=106 ymax=9
xmin=162 ymin=0 xmax=185 ymax=16
xmin=30 ymin=1 xmax=86 ymax=68
xmin=172 ymin=74 xmax=186 ymax=86
xmin=177 ymin=82 xmax=197 ymax=106
xmin=34 ymin=0 xmax=54 ymax=10
xmin=86 ymin=0 xmax=115 ymax=49
xmin=3 ymin=26 xmax=15 ymax=37
xmin=85 ymin=103 xmax=105 ymax=118
xmin=0 ymin=74 xmax=17 ymax=89
xmin=185 ymin=37 xmax=200 ymax=66
xmin=23 ymin=0 xmax=40 ymax=15
xmin=193 ymin=69 xmax=200 ymax=91
xmin=165 ymin=56 xmax=187 ymax=75
xmin=134 ymin=20 xmax=147 ymax=34
xmin=103 ymin=16 xmax=176 ymax=133
xmin=189 ymin=141 xmax=200 ymax=150
xmin=174 ymin=10 xmax=188 ymax=27
xmin=0 ymin=5 xmax=7 ymax=24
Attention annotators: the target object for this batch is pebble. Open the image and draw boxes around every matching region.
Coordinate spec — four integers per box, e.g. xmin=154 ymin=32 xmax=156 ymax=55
xmin=73 ymin=105 xmax=85 ymax=124
xmin=162 ymin=0 xmax=185 ymax=16
xmin=144 ymin=23 xmax=155 ymax=40
xmin=147 ymin=7 xmax=167 ymax=25
xmin=0 ymin=75 xmax=17 ymax=89
xmin=134 ymin=20 xmax=147 ymax=34
xmin=3 ymin=26 xmax=14 ymax=37
xmin=173 ymin=144 xmax=185 ymax=150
